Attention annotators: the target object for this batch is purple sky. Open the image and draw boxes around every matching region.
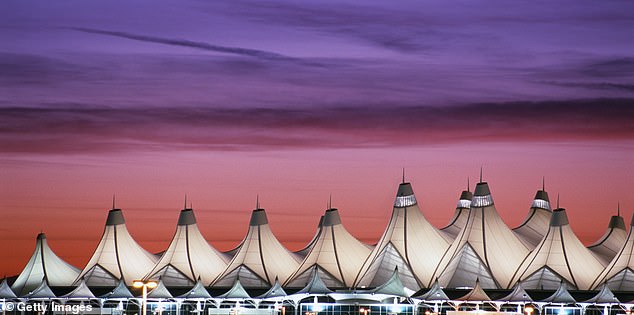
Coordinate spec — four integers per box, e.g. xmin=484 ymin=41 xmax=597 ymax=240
xmin=1 ymin=0 xmax=634 ymax=275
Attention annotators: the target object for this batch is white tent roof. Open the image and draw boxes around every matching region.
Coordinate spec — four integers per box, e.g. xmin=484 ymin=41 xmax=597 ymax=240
xmin=369 ymin=267 xmax=413 ymax=297
xmin=293 ymin=268 xmax=333 ymax=295
xmin=101 ymin=279 xmax=133 ymax=299
xmin=540 ymin=281 xmax=576 ymax=304
xmin=0 ymin=278 xmax=17 ymax=298
xmin=510 ymin=208 xmax=605 ymax=290
xmin=455 ymin=278 xmax=491 ymax=302
xmin=354 ymin=182 xmax=450 ymax=290
xmin=285 ymin=208 xmax=372 ymax=288
xmin=583 ymin=283 xmax=619 ymax=304
xmin=433 ymin=182 xmax=529 ymax=289
xmin=440 ymin=190 xmax=472 ymax=239
xmin=178 ymin=278 xmax=211 ymax=299
xmin=23 ymin=279 xmax=56 ymax=298
xmin=513 ymin=189 xmax=552 ymax=249
xmin=146 ymin=279 xmax=173 ymax=299
xmin=587 ymin=213 xmax=626 ymax=266
xmin=591 ymin=214 xmax=634 ymax=290
xmin=144 ymin=208 xmax=229 ymax=287
xmin=212 ymin=208 xmax=300 ymax=288
xmin=76 ymin=208 xmax=158 ymax=286
xmin=256 ymin=278 xmax=287 ymax=300
xmin=62 ymin=278 xmax=96 ymax=299
xmin=295 ymin=216 xmax=324 ymax=258
xmin=415 ymin=278 xmax=449 ymax=301
xmin=11 ymin=233 xmax=80 ymax=296
xmin=216 ymin=279 xmax=251 ymax=299
xmin=499 ymin=281 xmax=532 ymax=302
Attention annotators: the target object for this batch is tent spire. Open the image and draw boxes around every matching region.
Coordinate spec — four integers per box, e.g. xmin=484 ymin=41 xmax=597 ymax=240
xmin=329 ymin=194 xmax=332 ymax=209
xmin=479 ymin=166 xmax=483 ymax=183
xmin=256 ymin=195 xmax=260 ymax=209
xmin=618 ymin=202 xmax=620 ymax=216
xmin=467 ymin=177 xmax=470 ymax=192
xmin=557 ymin=193 xmax=560 ymax=209
xmin=112 ymin=194 xmax=116 ymax=210
xmin=402 ymin=168 xmax=405 ymax=183
xmin=184 ymin=194 xmax=187 ymax=210
xmin=542 ymin=176 xmax=545 ymax=191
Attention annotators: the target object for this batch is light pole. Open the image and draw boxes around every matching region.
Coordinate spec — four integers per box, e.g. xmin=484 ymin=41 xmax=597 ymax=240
xmin=133 ymin=280 xmax=158 ymax=315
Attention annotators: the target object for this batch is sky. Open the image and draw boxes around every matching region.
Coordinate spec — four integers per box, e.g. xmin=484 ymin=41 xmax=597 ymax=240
xmin=1 ymin=0 xmax=634 ymax=276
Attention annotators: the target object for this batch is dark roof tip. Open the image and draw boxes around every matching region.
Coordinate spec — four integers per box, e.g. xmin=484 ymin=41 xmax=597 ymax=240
xmin=36 ymin=232 xmax=46 ymax=240
xmin=323 ymin=208 xmax=342 ymax=226
xmin=473 ymin=182 xmax=491 ymax=196
xmin=608 ymin=215 xmax=626 ymax=230
xmin=550 ymin=208 xmax=569 ymax=226
xmin=105 ymin=208 xmax=125 ymax=226
xmin=249 ymin=208 xmax=269 ymax=226
xmin=534 ymin=190 xmax=550 ymax=202
xmin=459 ymin=190 xmax=473 ymax=201
xmin=396 ymin=182 xmax=414 ymax=197
xmin=177 ymin=208 xmax=197 ymax=226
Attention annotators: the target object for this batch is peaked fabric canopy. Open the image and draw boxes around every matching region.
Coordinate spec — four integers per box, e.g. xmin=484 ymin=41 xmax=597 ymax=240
xmin=433 ymin=182 xmax=529 ymax=289
xmin=144 ymin=208 xmax=229 ymax=287
xmin=541 ymin=282 xmax=576 ymax=304
xmin=216 ymin=279 xmax=251 ymax=299
xmin=513 ymin=189 xmax=552 ymax=249
xmin=499 ymin=282 xmax=532 ymax=302
xmin=178 ymin=278 xmax=211 ymax=299
xmin=76 ymin=208 xmax=158 ymax=286
xmin=11 ymin=233 xmax=80 ymax=296
xmin=101 ymin=279 xmax=133 ymax=299
xmin=354 ymin=182 xmax=450 ymax=290
xmin=62 ymin=278 xmax=96 ymax=299
xmin=510 ymin=208 xmax=605 ymax=290
xmin=440 ymin=190 xmax=472 ymax=239
xmin=213 ymin=208 xmax=300 ymax=288
xmin=369 ymin=267 xmax=412 ymax=297
xmin=415 ymin=278 xmax=449 ymax=301
xmin=23 ymin=279 xmax=56 ymax=298
xmin=583 ymin=283 xmax=618 ymax=304
xmin=455 ymin=279 xmax=491 ymax=302
xmin=0 ymin=278 xmax=17 ymax=298
xmin=587 ymin=214 xmax=627 ymax=266
xmin=146 ymin=279 xmax=173 ymax=299
xmin=256 ymin=278 xmax=287 ymax=299
xmin=591 ymin=214 xmax=634 ymax=290
xmin=293 ymin=269 xmax=333 ymax=295
xmin=285 ymin=208 xmax=372 ymax=288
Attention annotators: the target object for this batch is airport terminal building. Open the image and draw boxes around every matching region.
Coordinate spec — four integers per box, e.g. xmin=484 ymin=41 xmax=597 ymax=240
xmin=2 ymin=180 xmax=634 ymax=315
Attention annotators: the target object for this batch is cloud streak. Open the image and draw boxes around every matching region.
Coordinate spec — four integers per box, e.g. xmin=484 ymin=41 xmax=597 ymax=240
xmin=1 ymin=99 xmax=633 ymax=155
xmin=70 ymin=27 xmax=316 ymax=65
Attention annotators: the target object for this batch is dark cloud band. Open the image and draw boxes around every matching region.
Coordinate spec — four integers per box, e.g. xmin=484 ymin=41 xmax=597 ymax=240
xmin=1 ymin=99 xmax=633 ymax=154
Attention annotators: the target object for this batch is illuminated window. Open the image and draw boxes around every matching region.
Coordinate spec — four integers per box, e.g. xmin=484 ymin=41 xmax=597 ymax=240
xmin=471 ymin=195 xmax=494 ymax=207
xmin=394 ymin=195 xmax=417 ymax=207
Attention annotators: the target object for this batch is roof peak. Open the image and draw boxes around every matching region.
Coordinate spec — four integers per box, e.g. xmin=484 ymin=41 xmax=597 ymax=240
xmin=550 ymin=208 xmax=569 ymax=226
xmin=178 ymin=208 xmax=197 ymax=226
xmin=105 ymin=209 xmax=125 ymax=226
xmin=608 ymin=215 xmax=626 ymax=230
xmin=473 ymin=182 xmax=490 ymax=196
xmin=323 ymin=208 xmax=342 ymax=226
xmin=249 ymin=208 xmax=269 ymax=226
